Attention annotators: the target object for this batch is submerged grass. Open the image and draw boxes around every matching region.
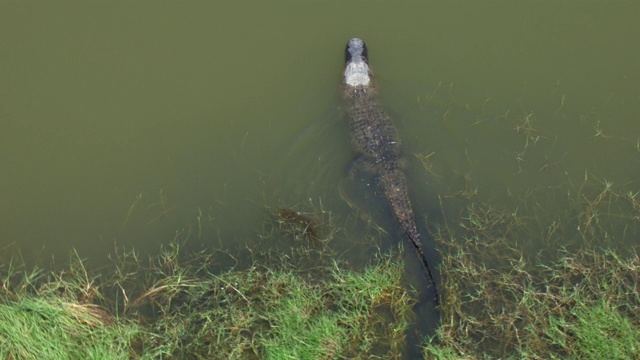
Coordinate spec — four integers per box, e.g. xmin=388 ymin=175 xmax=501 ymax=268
xmin=138 ymin=250 xmax=413 ymax=359
xmin=422 ymin=176 xmax=640 ymax=359
xmin=0 ymin=206 xmax=415 ymax=359
xmin=425 ymin=240 xmax=640 ymax=359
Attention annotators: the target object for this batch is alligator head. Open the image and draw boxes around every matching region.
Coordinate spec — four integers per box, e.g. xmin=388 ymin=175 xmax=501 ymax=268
xmin=344 ymin=38 xmax=371 ymax=87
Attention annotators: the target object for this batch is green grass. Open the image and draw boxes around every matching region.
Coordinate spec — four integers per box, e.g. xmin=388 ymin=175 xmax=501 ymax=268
xmin=421 ymin=176 xmax=640 ymax=359
xmin=0 ymin=225 xmax=415 ymax=360
xmin=423 ymin=246 xmax=640 ymax=359
xmin=0 ymin=298 xmax=142 ymax=360
xmin=139 ymin=249 xmax=414 ymax=359
xmin=569 ymin=299 xmax=640 ymax=359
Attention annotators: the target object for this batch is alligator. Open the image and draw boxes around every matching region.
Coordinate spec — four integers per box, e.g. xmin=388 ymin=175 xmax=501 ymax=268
xmin=342 ymin=38 xmax=439 ymax=304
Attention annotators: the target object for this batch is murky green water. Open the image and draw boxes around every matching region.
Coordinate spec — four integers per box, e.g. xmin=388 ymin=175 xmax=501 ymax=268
xmin=1 ymin=0 xmax=639 ymax=283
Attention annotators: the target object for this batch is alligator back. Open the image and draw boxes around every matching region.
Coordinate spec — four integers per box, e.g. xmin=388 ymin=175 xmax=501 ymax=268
xmin=344 ymin=83 xmax=422 ymax=247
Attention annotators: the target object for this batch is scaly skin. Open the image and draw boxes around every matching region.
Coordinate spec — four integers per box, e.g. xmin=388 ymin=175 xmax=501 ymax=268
xmin=343 ymin=80 xmax=424 ymax=257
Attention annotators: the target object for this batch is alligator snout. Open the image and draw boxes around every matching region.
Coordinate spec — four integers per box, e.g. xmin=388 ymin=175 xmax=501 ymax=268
xmin=345 ymin=38 xmax=368 ymax=64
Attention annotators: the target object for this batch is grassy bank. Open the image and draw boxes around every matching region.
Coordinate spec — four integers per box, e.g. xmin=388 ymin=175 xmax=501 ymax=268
xmin=0 ymin=222 xmax=415 ymax=359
